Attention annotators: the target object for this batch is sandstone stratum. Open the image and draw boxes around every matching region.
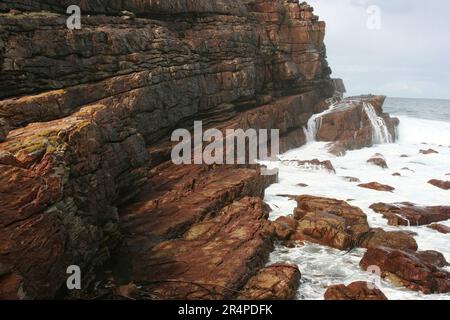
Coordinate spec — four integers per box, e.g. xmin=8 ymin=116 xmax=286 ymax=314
xmin=1 ymin=0 xmax=431 ymax=300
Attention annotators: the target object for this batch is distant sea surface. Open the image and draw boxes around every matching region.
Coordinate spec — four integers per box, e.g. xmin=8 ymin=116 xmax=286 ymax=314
xmin=384 ymin=97 xmax=450 ymax=123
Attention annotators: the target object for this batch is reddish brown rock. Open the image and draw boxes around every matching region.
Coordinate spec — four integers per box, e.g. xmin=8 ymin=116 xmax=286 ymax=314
xmin=0 ymin=266 xmax=25 ymax=300
xmin=420 ymin=149 xmax=439 ymax=155
xmin=324 ymin=281 xmax=387 ymax=300
xmin=237 ymin=264 xmax=301 ymax=300
xmin=370 ymin=202 xmax=450 ymax=226
xmin=314 ymin=96 xmax=398 ymax=155
xmin=428 ymin=179 xmax=450 ymax=190
xmin=360 ymin=229 xmax=418 ymax=251
xmin=0 ymin=0 xmax=336 ymax=299
xmin=360 ymin=247 xmax=450 ymax=294
xmin=272 ymin=216 xmax=298 ymax=241
xmin=126 ymin=197 xmax=274 ymax=299
xmin=358 ymin=182 xmax=395 ymax=192
xmin=416 ymin=251 xmax=449 ymax=268
xmin=427 ymin=223 xmax=450 ymax=234
xmin=292 ymin=195 xmax=369 ymax=250
xmin=367 ymin=155 xmax=388 ymax=169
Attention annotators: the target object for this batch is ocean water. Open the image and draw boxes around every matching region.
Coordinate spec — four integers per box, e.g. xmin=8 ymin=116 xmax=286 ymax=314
xmin=261 ymin=97 xmax=450 ymax=300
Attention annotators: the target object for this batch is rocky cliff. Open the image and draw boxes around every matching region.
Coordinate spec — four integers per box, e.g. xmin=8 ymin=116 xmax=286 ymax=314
xmin=0 ymin=1 xmax=396 ymax=299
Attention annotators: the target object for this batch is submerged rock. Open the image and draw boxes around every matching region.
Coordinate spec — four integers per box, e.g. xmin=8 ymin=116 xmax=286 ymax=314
xmin=370 ymin=202 xmax=450 ymax=226
xmin=419 ymin=149 xmax=439 ymax=155
xmin=281 ymin=159 xmax=336 ymax=174
xmin=367 ymin=154 xmax=388 ymax=169
xmin=324 ymin=281 xmax=388 ymax=300
xmin=358 ymin=182 xmax=395 ymax=192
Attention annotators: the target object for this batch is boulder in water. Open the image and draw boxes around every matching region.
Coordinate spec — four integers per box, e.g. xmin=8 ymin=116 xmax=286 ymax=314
xmin=324 ymin=281 xmax=388 ymax=300
xmin=358 ymin=182 xmax=395 ymax=192
xmin=428 ymin=179 xmax=450 ymax=190
xmin=360 ymin=247 xmax=450 ymax=294
xmin=419 ymin=149 xmax=439 ymax=155
xmin=427 ymin=223 xmax=450 ymax=234
xmin=367 ymin=155 xmax=388 ymax=169
xmin=291 ymin=195 xmax=369 ymax=250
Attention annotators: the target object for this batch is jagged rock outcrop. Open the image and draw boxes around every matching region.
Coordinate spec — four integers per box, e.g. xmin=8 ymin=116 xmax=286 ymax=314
xmin=360 ymin=247 xmax=450 ymax=294
xmin=312 ymin=95 xmax=399 ymax=155
xmin=0 ymin=1 xmax=335 ymax=299
xmin=370 ymin=202 xmax=450 ymax=226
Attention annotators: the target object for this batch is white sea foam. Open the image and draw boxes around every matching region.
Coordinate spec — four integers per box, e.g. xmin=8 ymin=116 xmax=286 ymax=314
xmin=261 ymin=115 xmax=450 ymax=300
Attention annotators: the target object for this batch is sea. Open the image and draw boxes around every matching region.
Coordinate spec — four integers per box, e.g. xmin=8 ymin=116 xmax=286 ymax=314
xmin=260 ymin=97 xmax=450 ymax=300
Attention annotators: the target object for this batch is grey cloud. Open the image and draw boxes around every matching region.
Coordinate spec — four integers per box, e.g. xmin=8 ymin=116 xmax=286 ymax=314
xmin=308 ymin=0 xmax=450 ymax=99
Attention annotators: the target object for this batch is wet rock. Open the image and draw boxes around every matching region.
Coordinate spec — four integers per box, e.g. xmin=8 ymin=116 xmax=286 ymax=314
xmin=297 ymin=183 xmax=309 ymax=187
xmin=400 ymin=154 xmax=409 ymax=158
xmin=272 ymin=216 xmax=298 ymax=241
xmin=358 ymin=182 xmax=395 ymax=192
xmin=428 ymin=179 xmax=450 ymax=190
xmin=416 ymin=251 xmax=449 ymax=268
xmin=324 ymin=281 xmax=387 ymax=300
xmin=292 ymin=195 xmax=369 ymax=250
xmin=427 ymin=223 xmax=450 ymax=234
xmin=360 ymin=247 xmax=450 ymax=294
xmin=360 ymin=228 xmax=418 ymax=251
xmin=281 ymin=159 xmax=336 ymax=174
xmin=419 ymin=149 xmax=439 ymax=155
xmin=370 ymin=202 xmax=450 ymax=226
xmin=367 ymin=155 xmax=388 ymax=169
xmin=392 ymin=173 xmax=401 ymax=177
xmin=314 ymin=96 xmax=398 ymax=155
xmin=237 ymin=264 xmax=301 ymax=300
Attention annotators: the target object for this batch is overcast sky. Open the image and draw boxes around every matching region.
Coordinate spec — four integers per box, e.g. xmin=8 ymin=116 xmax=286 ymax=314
xmin=308 ymin=0 xmax=450 ymax=99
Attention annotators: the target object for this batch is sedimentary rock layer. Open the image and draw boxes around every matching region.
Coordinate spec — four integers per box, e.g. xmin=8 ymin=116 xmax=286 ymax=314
xmin=0 ymin=1 xmax=334 ymax=299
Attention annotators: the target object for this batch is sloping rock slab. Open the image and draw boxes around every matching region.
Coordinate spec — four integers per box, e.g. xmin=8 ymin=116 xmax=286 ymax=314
xmin=127 ymin=197 xmax=274 ymax=300
xmin=237 ymin=264 xmax=301 ymax=300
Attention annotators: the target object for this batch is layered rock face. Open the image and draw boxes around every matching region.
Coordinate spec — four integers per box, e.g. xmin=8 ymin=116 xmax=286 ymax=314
xmin=0 ymin=1 xmax=336 ymax=299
